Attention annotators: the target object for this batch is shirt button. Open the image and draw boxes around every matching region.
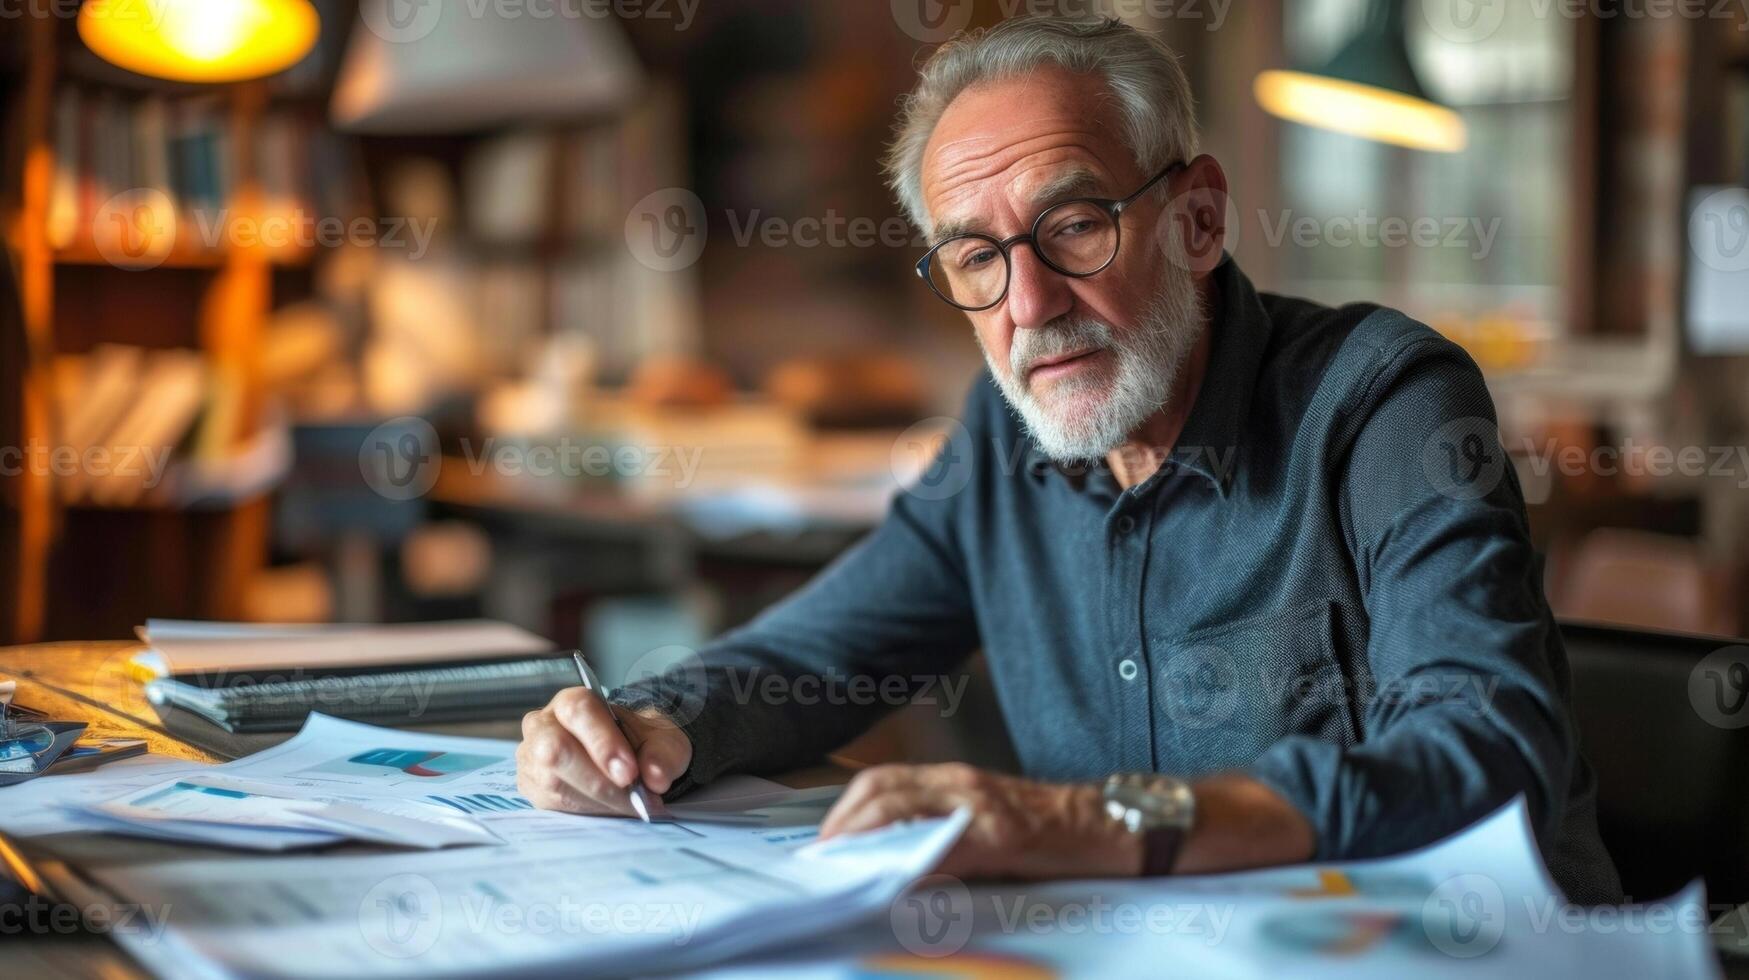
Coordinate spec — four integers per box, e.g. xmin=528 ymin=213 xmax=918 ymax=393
xmin=1115 ymin=515 xmax=1137 ymax=535
xmin=1118 ymin=659 xmax=1139 ymax=681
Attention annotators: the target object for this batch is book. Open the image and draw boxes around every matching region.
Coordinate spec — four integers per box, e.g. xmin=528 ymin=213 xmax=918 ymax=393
xmin=130 ymin=619 xmax=565 ymax=733
xmin=131 ymin=619 xmax=555 ymax=677
xmin=145 ymin=656 xmax=581 ymax=733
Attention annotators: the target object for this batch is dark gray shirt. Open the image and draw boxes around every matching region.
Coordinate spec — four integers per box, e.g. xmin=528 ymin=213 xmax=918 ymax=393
xmin=620 ymin=256 xmax=1622 ymax=904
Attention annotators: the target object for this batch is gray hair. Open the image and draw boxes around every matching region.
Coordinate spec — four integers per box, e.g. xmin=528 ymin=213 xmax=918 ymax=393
xmin=884 ymin=17 xmax=1200 ymax=238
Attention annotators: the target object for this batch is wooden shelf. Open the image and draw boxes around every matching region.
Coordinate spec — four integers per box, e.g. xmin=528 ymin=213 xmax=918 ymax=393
xmin=53 ymin=242 xmax=315 ymax=270
xmin=8 ymin=43 xmax=291 ymax=638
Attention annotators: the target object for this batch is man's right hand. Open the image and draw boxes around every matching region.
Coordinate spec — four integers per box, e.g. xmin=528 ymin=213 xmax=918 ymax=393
xmin=516 ymin=687 xmax=693 ymax=815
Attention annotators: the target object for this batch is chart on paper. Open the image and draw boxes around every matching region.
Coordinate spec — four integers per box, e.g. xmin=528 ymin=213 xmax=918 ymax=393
xmin=93 ymin=810 xmax=970 ymax=979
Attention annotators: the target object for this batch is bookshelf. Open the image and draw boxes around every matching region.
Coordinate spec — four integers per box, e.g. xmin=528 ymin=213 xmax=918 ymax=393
xmin=2 ymin=8 xmax=691 ymax=639
xmin=3 ymin=14 xmax=338 ymax=641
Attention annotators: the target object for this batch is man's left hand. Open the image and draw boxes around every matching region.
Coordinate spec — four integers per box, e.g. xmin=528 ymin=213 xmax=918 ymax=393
xmin=817 ymin=763 xmax=1141 ymax=879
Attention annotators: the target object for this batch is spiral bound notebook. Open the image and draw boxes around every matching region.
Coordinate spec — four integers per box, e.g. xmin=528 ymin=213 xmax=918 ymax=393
xmin=131 ymin=619 xmax=568 ymax=733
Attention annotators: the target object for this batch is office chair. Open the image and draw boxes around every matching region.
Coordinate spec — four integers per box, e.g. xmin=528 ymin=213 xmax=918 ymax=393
xmin=1563 ymin=620 xmax=1749 ymax=909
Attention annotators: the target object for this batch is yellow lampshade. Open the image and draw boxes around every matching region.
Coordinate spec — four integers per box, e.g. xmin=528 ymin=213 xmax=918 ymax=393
xmin=78 ymin=0 xmax=319 ymax=83
xmin=1255 ymin=70 xmax=1467 ymax=154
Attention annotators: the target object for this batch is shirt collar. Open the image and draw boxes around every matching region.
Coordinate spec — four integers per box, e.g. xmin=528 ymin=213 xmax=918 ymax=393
xmin=1026 ymin=254 xmax=1270 ymax=498
xmin=1169 ymin=253 xmax=1270 ymax=494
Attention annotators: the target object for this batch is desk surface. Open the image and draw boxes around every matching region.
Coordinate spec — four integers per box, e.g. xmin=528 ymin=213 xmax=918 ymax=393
xmin=1 ymin=641 xmax=213 ymax=762
xmin=7 ymin=642 xmax=1747 ymax=979
xmin=0 ymin=641 xmax=849 ymax=980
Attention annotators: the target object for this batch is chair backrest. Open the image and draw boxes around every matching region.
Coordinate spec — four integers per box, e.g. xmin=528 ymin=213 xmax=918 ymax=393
xmin=1562 ymin=620 xmax=1749 ymax=908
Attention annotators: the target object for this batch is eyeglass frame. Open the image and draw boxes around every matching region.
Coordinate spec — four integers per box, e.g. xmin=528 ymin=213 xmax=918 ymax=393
xmin=914 ymin=160 xmax=1189 ymax=312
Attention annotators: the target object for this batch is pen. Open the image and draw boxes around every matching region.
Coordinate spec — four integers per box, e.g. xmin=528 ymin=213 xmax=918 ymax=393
xmin=570 ymin=651 xmax=663 ymax=823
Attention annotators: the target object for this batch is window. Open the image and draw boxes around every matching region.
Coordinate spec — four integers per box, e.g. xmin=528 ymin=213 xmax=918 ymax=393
xmin=1276 ymin=0 xmax=1575 ymax=340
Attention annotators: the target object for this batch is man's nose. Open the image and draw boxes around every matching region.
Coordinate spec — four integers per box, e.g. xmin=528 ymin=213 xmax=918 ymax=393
xmin=1005 ymin=242 xmax=1073 ymax=330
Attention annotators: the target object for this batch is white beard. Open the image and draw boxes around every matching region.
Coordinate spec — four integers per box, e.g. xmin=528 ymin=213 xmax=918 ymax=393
xmin=982 ymin=261 xmax=1205 ymax=463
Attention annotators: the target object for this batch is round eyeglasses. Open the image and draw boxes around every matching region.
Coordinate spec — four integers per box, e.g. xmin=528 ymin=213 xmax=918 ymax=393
xmin=915 ymin=162 xmax=1185 ymax=312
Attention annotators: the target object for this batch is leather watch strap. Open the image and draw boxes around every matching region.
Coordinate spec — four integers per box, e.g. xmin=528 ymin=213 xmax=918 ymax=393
xmin=1142 ymin=824 xmax=1187 ymax=877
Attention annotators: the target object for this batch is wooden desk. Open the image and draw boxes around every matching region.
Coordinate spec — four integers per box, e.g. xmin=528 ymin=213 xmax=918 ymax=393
xmin=0 ymin=641 xmax=849 ymax=979
xmin=9 ymin=643 xmax=1745 ymax=979
xmin=2 ymin=642 xmax=215 ymax=762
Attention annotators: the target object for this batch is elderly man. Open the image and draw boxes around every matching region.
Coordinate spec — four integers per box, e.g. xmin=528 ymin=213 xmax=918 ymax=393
xmin=518 ymin=16 xmax=1621 ymax=903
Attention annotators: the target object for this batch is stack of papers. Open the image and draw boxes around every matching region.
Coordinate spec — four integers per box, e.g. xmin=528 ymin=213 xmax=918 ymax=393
xmin=7 ymin=713 xmax=1715 ymax=978
xmin=96 ymin=805 xmax=969 ymax=979
xmin=87 ymin=775 xmax=501 ymax=850
xmin=696 ymin=800 xmax=1720 ymax=980
xmin=2 ymin=714 xmax=966 ymax=978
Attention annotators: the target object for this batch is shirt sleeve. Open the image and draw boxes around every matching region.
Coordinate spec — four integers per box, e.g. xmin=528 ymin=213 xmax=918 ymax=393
xmin=1248 ymin=332 xmax=1578 ymax=862
xmin=614 ymin=403 xmax=985 ymax=794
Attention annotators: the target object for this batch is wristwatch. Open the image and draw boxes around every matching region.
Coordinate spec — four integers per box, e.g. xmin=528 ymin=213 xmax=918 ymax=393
xmin=1102 ymin=773 xmax=1196 ymax=876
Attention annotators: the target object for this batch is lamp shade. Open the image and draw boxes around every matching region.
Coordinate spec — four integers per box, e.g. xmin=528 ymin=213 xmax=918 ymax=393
xmin=331 ymin=0 xmax=642 ymax=133
xmin=1256 ymin=0 xmax=1466 ymax=153
xmin=77 ymin=0 xmax=320 ymax=84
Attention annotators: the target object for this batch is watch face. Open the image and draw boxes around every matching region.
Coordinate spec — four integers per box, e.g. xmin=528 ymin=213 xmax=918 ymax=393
xmin=1110 ymin=780 xmax=1169 ymax=811
xmin=1108 ymin=776 xmax=1192 ymax=830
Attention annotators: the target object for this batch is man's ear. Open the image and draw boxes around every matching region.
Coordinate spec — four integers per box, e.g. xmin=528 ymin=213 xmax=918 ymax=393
xmin=1156 ymin=154 xmax=1232 ymax=278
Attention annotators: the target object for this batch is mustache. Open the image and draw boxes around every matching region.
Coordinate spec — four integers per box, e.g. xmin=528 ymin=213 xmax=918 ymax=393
xmin=1010 ymin=317 xmax=1114 ymax=379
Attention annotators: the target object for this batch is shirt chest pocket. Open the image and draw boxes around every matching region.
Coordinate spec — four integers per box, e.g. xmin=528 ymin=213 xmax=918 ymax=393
xmin=1148 ymin=598 xmax=1359 ymax=776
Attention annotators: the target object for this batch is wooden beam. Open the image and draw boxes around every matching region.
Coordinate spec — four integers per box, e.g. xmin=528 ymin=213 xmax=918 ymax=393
xmin=10 ymin=12 xmax=60 ymax=643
